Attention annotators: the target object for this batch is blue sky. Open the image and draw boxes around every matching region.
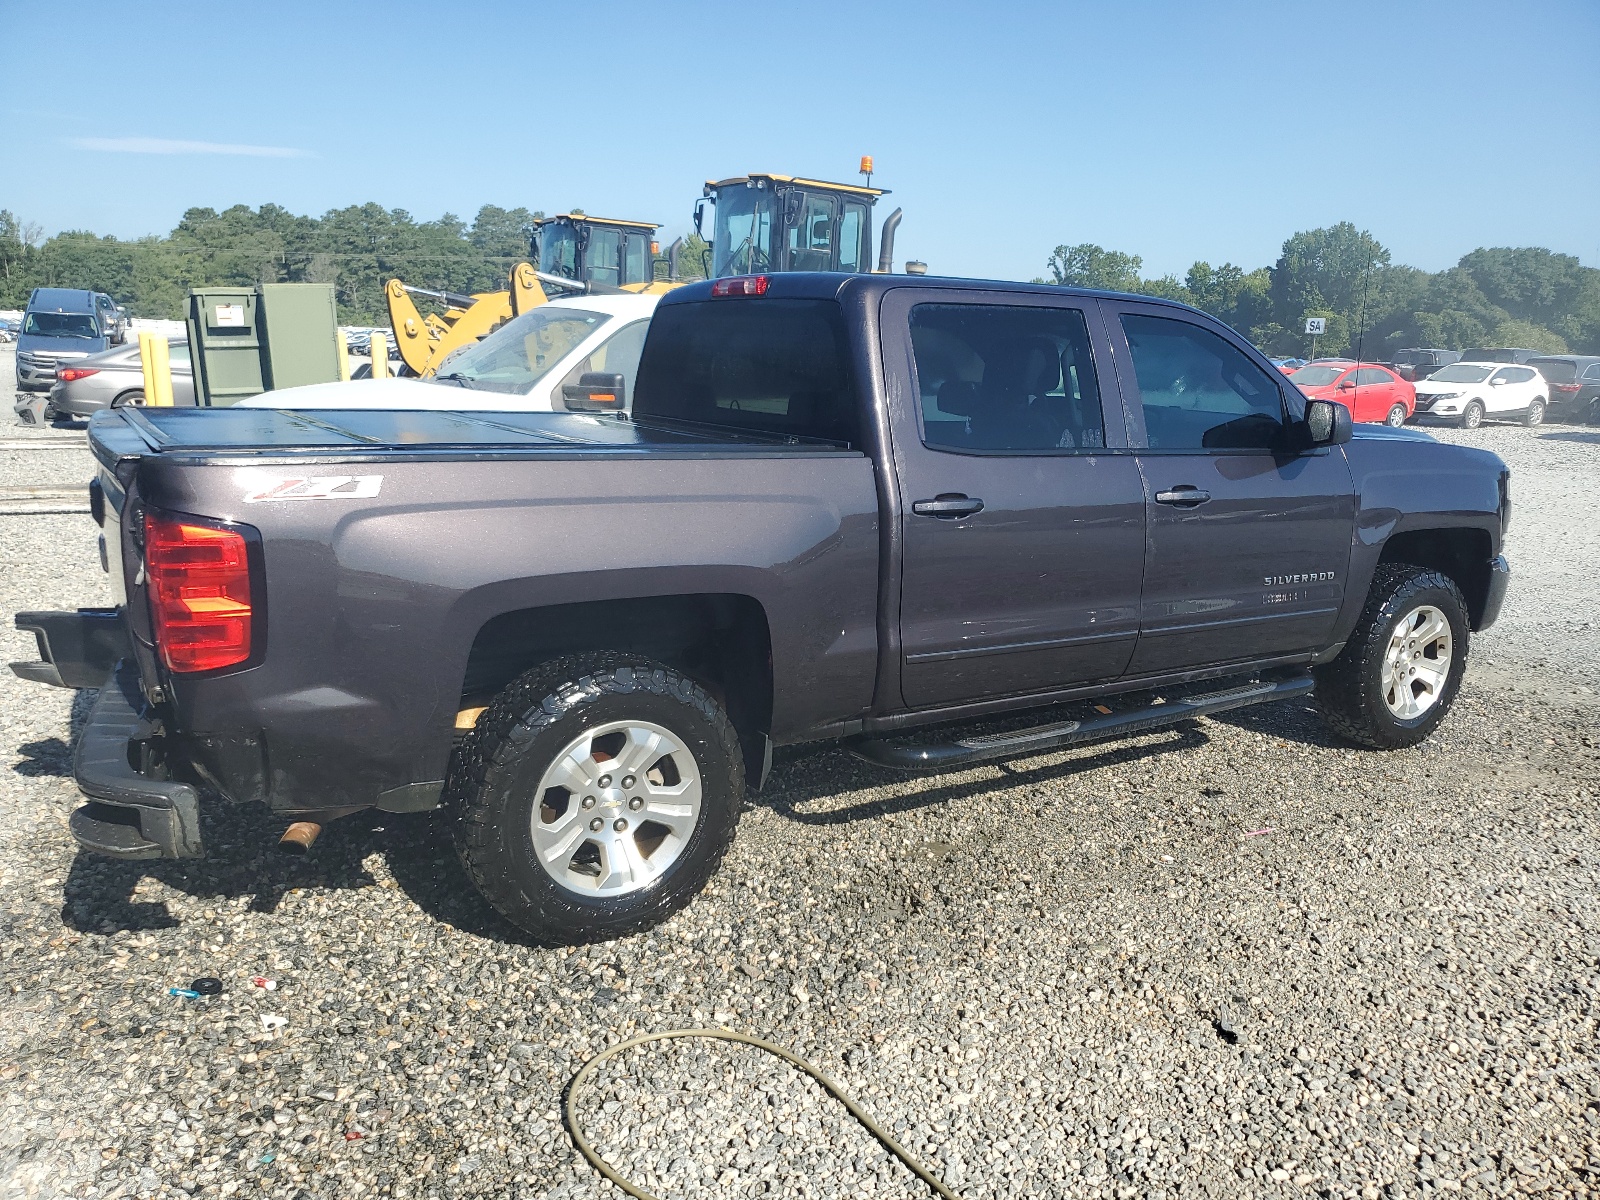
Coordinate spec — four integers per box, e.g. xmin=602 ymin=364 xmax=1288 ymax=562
xmin=3 ymin=0 xmax=1597 ymax=281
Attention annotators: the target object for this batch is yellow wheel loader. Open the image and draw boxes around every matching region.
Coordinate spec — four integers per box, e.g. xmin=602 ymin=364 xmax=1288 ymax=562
xmin=694 ymin=168 xmax=904 ymax=279
xmin=385 ymin=214 xmax=685 ymax=378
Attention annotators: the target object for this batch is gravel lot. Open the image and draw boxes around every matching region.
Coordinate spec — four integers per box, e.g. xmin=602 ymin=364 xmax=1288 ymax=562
xmin=2 ymin=352 xmax=1597 ymax=1200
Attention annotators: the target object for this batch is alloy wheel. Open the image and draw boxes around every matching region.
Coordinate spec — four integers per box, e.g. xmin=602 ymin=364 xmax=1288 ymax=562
xmin=530 ymin=719 xmax=702 ymax=896
xmin=1380 ymin=605 xmax=1453 ymax=721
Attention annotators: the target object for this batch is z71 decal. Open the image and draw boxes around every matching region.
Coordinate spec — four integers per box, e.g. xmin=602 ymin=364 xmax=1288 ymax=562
xmin=243 ymin=475 xmax=384 ymax=503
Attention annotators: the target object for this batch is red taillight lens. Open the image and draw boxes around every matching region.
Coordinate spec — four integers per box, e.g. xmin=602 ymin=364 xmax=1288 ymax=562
xmin=711 ymin=275 xmax=770 ymax=297
xmin=1553 ymin=383 xmax=1580 ymax=393
xmin=144 ymin=514 xmax=255 ymax=673
xmin=57 ymin=366 xmax=100 ymax=383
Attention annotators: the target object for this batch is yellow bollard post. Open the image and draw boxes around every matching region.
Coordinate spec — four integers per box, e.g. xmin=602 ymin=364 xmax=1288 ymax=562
xmin=138 ymin=331 xmax=157 ymax=403
xmin=336 ymin=330 xmax=351 ymax=382
xmin=370 ymin=331 xmax=389 ymax=380
xmin=146 ymin=333 xmax=174 ymax=406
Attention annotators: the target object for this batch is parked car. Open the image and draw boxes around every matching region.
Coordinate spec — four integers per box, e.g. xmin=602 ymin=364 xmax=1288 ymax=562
xmin=1287 ymin=360 xmax=1415 ymax=425
xmin=1530 ymin=355 xmax=1600 ymax=424
xmin=46 ymin=339 xmax=197 ymax=418
xmin=1392 ymin=348 xmax=1460 ymax=382
xmin=14 ymin=272 xmax=1511 ymax=944
xmin=241 ymin=293 xmax=659 ymax=413
xmin=1459 ymin=347 xmax=1543 ymax=365
xmin=1269 ymin=356 xmax=1307 ymax=375
xmin=15 ymin=288 xmax=116 ymax=391
xmin=1413 ymin=361 xmax=1549 ymax=427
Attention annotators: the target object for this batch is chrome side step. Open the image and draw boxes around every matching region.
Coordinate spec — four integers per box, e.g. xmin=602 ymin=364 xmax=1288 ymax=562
xmin=845 ymin=672 xmax=1315 ymax=771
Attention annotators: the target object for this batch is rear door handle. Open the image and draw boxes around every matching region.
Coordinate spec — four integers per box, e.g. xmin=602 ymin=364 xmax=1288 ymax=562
xmin=1155 ymin=487 xmax=1211 ymax=507
xmin=912 ymin=494 xmax=985 ymax=519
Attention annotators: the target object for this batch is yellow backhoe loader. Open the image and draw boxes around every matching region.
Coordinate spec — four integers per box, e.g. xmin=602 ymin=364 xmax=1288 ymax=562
xmin=385 ymin=214 xmax=685 ymax=377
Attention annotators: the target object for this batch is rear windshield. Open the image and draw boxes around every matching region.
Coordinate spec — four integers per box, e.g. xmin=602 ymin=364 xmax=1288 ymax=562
xmin=1532 ymin=359 xmax=1577 ymax=383
xmin=1393 ymin=350 xmax=1433 ymax=365
xmin=23 ymin=311 xmax=98 ymax=338
xmin=631 ymin=298 xmax=859 ymax=445
xmin=1460 ymin=348 xmax=1512 ymax=362
xmin=1289 ymin=365 xmax=1345 ymax=386
xmin=1430 ymin=364 xmax=1494 ymax=383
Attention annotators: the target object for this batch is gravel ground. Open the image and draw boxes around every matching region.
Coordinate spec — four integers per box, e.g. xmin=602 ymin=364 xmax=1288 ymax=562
xmin=2 ymin=375 xmax=1597 ymax=1200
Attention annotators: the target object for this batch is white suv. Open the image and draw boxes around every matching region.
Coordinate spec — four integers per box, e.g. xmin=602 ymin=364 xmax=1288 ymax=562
xmin=1413 ymin=362 xmax=1549 ymax=429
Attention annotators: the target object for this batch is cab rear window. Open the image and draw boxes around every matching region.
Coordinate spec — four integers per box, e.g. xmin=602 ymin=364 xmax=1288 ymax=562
xmin=631 ymin=299 xmax=859 ymax=445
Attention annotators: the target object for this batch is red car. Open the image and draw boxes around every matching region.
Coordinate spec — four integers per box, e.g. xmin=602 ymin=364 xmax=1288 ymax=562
xmin=1288 ymin=361 xmax=1415 ymax=426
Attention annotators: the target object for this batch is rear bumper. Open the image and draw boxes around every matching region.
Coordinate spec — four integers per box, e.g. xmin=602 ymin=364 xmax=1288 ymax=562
xmin=11 ymin=609 xmax=130 ymax=689
xmin=69 ymin=662 xmax=203 ymax=859
xmin=1478 ymin=554 xmax=1510 ymax=632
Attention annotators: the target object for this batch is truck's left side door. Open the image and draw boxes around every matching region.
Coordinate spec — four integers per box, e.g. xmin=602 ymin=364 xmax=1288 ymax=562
xmin=880 ymin=287 xmax=1147 ymax=711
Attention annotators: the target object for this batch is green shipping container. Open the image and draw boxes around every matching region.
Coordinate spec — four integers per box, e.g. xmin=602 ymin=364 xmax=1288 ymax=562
xmin=185 ymin=288 xmax=263 ymax=406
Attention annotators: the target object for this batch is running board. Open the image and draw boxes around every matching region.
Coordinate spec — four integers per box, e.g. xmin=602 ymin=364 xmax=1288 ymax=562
xmin=845 ymin=672 xmax=1315 ymax=771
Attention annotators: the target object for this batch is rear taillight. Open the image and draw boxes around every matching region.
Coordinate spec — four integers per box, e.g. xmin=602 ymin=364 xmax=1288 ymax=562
xmin=1553 ymin=383 xmax=1580 ymax=393
xmin=711 ymin=275 xmax=770 ymax=297
xmin=144 ymin=514 xmax=256 ymax=673
xmin=57 ymin=366 xmax=100 ymax=383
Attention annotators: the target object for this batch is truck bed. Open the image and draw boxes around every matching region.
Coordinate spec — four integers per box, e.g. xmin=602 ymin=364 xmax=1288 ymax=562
xmin=94 ymin=406 xmax=851 ymax=460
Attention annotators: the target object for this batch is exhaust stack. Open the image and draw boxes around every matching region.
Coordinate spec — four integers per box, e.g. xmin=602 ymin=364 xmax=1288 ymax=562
xmin=876 ymin=208 xmax=903 ymax=274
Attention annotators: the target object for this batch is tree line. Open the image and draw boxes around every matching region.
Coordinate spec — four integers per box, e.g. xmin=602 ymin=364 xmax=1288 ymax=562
xmin=1041 ymin=224 xmax=1600 ymax=357
xmin=0 ymin=203 xmax=710 ymax=325
xmin=3 ymin=201 xmax=1595 ymax=356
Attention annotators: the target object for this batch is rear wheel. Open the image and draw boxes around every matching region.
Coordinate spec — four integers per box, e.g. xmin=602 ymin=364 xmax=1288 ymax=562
xmin=1522 ymin=399 xmax=1544 ymax=427
xmin=448 ymin=653 xmax=744 ymax=944
xmin=1460 ymin=401 xmax=1484 ymax=429
xmin=1385 ymin=404 xmax=1407 ymax=427
xmin=110 ymin=390 xmax=145 ymax=409
xmin=1314 ymin=564 xmax=1468 ymax=750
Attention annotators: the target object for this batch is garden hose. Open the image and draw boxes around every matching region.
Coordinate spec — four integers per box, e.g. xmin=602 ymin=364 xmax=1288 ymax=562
xmin=565 ymin=1028 xmax=967 ymax=1200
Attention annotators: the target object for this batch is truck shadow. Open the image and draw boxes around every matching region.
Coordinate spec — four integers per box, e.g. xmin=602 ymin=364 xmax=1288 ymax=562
xmin=58 ymin=804 xmax=520 ymax=944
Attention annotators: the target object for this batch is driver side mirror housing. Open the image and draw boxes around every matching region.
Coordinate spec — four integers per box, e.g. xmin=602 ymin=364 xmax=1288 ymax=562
xmin=562 ymin=371 xmax=626 ymax=413
xmin=1302 ymin=398 xmax=1352 ymax=447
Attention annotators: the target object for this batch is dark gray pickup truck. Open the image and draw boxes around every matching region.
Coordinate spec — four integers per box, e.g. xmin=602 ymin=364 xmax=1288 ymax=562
xmin=14 ymin=273 xmax=1511 ymax=943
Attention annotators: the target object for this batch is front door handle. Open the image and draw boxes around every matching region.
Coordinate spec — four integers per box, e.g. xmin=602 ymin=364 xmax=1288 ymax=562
xmin=912 ymin=494 xmax=985 ymax=519
xmin=1155 ymin=486 xmax=1211 ymax=507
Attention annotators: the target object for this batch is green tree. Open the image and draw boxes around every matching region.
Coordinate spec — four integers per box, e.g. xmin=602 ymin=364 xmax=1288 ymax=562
xmin=1046 ymin=243 xmax=1143 ymax=291
xmin=1269 ymin=222 xmax=1391 ymax=330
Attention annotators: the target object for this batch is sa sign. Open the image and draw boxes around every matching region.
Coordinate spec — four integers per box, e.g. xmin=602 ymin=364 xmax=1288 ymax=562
xmin=1304 ymin=317 xmax=1328 ymax=335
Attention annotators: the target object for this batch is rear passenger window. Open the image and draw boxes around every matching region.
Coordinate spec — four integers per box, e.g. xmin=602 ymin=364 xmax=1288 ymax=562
xmin=909 ymin=303 xmax=1105 ymax=452
xmin=631 ymin=299 xmax=859 ymax=445
xmin=1120 ymin=314 xmax=1286 ymax=451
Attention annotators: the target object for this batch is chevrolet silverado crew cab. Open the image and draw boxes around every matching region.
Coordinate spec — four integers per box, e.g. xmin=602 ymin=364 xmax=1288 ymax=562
xmin=13 ymin=273 xmax=1511 ymax=944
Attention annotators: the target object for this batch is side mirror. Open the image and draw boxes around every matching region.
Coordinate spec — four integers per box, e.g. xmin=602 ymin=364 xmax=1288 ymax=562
xmin=1337 ymin=378 xmax=1355 ymax=389
xmin=692 ymin=198 xmax=707 ymax=238
xmin=562 ymin=371 xmax=626 ymax=413
xmin=1489 ymin=377 xmax=1506 ymax=386
xmin=1303 ymin=398 xmax=1352 ymax=447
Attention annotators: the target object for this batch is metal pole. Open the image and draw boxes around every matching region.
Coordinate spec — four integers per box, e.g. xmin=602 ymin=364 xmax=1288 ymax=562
xmin=371 ymin=331 xmax=389 ymax=380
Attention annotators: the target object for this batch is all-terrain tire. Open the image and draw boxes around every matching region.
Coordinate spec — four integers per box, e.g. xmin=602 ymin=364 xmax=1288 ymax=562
xmin=447 ymin=653 xmax=744 ymax=944
xmin=1314 ymin=564 xmax=1468 ymax=750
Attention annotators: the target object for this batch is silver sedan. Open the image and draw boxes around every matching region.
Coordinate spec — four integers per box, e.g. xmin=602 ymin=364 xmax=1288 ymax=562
xmin=47 ymin=339 xmax=196 ymax=418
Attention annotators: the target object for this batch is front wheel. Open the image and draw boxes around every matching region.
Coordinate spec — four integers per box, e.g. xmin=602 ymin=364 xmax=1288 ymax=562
xmin=1385 ymin=404 xmax=1408 ymax=427
xmin=1460 ymin=401 xmax=1484 ymax=430
xmin=1314 ymin=564 xmax=1468 ymax=750
xmin=1523 ymin=399 xmax=1545 ymax=427
xmin=447 ymin=653 xmax=744 ymax=944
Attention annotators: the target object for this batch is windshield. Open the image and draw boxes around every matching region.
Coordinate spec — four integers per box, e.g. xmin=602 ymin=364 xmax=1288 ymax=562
xmin=434 ymin=306 xmax=608 ymax=393
xmin=711 ymin=188 xmax=775 ymax=277
xmin=23 ymin=311 xmax=99 ymax=338
xmin=538 ymin=224 xmax=580 ymax=279
xmin=1429 ymin=364 xmax=1494 ymax=383
xmin=1289 ymin=365 xmax=1345 ymax=386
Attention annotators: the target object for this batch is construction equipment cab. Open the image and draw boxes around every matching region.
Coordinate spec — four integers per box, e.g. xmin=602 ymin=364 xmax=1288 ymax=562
xmin=697 ymin=174 xmax=901 ymax=278
xmin=532 ymin=214 xmax=662 ymax=290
